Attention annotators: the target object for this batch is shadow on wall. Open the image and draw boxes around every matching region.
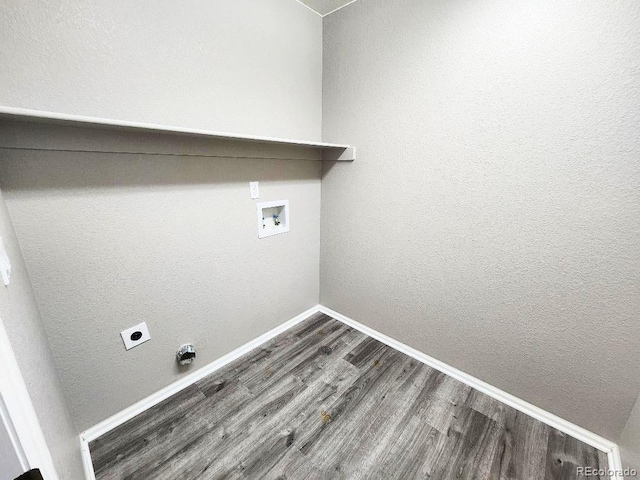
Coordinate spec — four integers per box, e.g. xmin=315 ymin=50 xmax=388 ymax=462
xmin=0 ymin=151 xmax=321 ymax=192
xmin=0 ymin=120 xmax=322 ymax=191
xmin=321 ymin=160 xmax=340 ymax=180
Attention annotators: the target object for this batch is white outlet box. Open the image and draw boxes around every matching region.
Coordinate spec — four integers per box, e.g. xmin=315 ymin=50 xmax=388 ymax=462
xmin=120 ymin=322 xmax=151 ymax=350
xmin=257 ymin=200 xmax=289 ymax=238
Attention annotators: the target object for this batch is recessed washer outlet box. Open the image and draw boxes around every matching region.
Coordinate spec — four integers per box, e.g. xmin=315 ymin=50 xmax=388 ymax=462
xmin=121 ymin=322 xmax=151 ymax=350
xmin=257 ymin=200 xmax=289 ymax=238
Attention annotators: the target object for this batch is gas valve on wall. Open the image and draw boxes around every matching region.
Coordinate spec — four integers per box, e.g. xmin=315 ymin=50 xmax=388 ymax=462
xmin=176 ymin=344 xmax=196 ymax=365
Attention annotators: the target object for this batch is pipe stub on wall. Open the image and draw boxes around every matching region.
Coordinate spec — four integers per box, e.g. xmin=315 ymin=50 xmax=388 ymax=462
xmin=176 ymin=344 xmax=196 ymax=366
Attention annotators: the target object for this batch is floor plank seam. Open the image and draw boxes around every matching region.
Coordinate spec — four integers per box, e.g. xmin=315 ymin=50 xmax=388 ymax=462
xmin=86 ymin=310 xmax=618 ymax=480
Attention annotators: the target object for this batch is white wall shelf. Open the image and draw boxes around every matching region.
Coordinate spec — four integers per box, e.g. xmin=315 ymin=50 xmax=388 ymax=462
xmin=0 ymin=106 xmax=355 ymax=161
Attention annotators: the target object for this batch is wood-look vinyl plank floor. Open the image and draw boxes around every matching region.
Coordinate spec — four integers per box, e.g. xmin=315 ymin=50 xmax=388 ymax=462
xmin=89 ymin=312 xmax=610 ymax=479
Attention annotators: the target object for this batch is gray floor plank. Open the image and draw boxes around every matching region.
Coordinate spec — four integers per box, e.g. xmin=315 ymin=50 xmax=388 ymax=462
xmin=370 ymin=413 xmax=447 ymax=479
xmin=430 ymin=408 xmax=505 ymax=480
xmin=490 ymin=410 xmax=550 ymax=480
xmin=206 ymin=360 xmax=361 ymax=478
xmin=91 ymin=312 xmax=610 ymax=480
xmin=89 ymin=385 xmax=207 ymax=476
xmin=545 ymin=427 xmax=609 ymax=480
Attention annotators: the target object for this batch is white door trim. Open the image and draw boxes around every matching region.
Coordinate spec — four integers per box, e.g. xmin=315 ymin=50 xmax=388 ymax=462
xmin=0 ymin=393 xmax=29 ymax=474
xmin=0 ymin=315 xmax=59 ymax=480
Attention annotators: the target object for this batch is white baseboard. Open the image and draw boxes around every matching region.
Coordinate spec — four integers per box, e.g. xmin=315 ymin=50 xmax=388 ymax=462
xmin=79 ymin=304 xmax=624 ymax=480
xmin=317 ymin=305 xmax=624 ymax=480
xmin=79 ymin=305 xmax=321 ymax=480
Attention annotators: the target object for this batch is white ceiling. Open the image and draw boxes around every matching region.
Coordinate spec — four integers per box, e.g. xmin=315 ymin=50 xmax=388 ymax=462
xmin=297 ymin=0 xmax=356 ymax=16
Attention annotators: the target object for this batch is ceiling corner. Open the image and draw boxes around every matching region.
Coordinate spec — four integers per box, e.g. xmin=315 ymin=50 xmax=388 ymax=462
xmin=295 ymin=0 xmax=357 ymax=17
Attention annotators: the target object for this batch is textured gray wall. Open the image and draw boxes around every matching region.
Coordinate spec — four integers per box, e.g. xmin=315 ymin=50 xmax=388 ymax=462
xmin=321 ymin=0 xmax=640 ymax=440
xmin=0 ymin=138 xmax=322 ymax=431
xmin=0 ymin=0 xmax=322 ymax=141
xmin=0 ymin=186 xmax=84 ymax=479
xmin=620 ymin=394 xmax=640 ymax=471
xmin=0 ymin=0 xmax=323 ymax=431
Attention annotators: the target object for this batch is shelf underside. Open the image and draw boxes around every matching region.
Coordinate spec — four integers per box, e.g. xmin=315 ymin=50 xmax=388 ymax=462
xmin=0 ymin=107 xmax=355 ymax=162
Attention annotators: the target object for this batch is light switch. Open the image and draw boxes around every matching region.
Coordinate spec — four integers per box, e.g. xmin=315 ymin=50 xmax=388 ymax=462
xmin=250 ymin=181 xmax=259 ymax=199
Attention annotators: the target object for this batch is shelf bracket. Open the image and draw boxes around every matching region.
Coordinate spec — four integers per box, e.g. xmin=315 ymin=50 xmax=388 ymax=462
xmin=322 ymin=146 xmax=355 ymax=162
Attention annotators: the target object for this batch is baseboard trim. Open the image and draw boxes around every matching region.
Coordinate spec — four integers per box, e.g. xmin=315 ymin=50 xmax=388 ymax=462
xmin=79 ymin=304 xmax=624 ymax=480
xmin=79 ymin=305 xmax=321 ymax=480
xmin=609 ymin=445 xmax=625 ymax=480
xmin=317 ymin=305 xmax=624 ymax=480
